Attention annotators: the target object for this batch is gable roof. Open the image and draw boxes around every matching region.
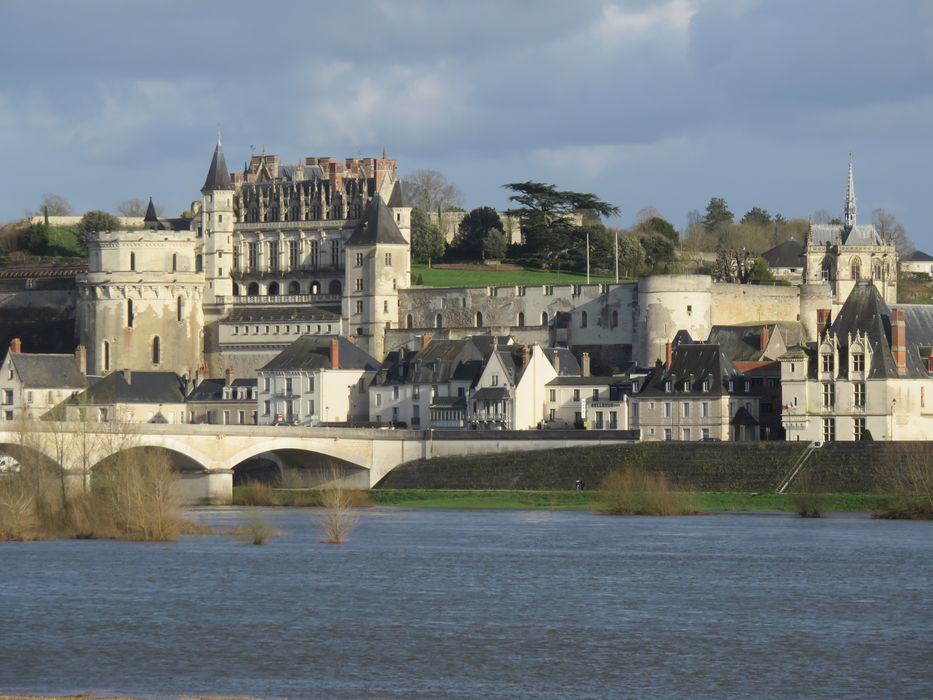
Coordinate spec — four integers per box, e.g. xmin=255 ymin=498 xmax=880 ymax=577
xmin=345 ymin=194 xmax=408 ymax=246
xmin=9 ymin=353 xmax=86 ymax=389
xmin=638 ymin=343 xmax=743 ymax=397
xmin=259 ymin=335 xmax=379 ymax=372
xmin=826 ymin=282 xmax=900 ymax=379
xmin=72 ymin=371 xmax=187 ymax=405
xmin=810 ymin=223 xmax=882 ymax=247
xmin=706 ymin=322 xmax=806 ymax=362
xmin=185 ymin=377 xmax=257 ymax=402
xmin=904 ymin=250 xmax=933 ymax=263
xmin=762 ymin=239 xmax=804 ymax=268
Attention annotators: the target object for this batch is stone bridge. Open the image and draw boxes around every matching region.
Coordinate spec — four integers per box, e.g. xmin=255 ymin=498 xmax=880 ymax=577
xmin=0 ymin=423 xmax=638 ymax=504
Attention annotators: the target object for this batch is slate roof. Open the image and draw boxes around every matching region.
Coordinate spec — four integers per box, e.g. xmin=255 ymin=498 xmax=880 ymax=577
xmin=259 ymin=335 xmax=378 ymax=372
xmin=202 ymin=140 xmax=232 ymax=193
xmin=904 ymin=250 xmax=933 ymax=262
xmin=345 ymin=194 xmax=408 ymax=246
xmin=10 ymin=353 xmax=86 ymax=389
xmin=186 ymin=377 xmax=257 ymax=402
xmin=547 ymin=376 xmax=615 ymax=387
xmin=809 ymin=223 xmax=882 ymax=247
xmin=387 ymin=180 xmax=408 ymax=208
xmin=730 ymin=406 xmax=759 ymax=427
xmin=637 ymin=343 xmax=744 ymax=397
xmin=762 ymin=239 xmax=805 ymax=268
xmin=706 ymin=322 xmax=806 ymax=362
xmin=72 ymin=371 xmax=187 ymax=405
xmin=543 ymin=347 xmax=582 ymax=376
xmin=824 ymin=282 xmax=899 ymax=379
xmin=473 ymin=386 xmax=511 ymax=401
xmin=225 ymin=306 xmax=340 ymax=324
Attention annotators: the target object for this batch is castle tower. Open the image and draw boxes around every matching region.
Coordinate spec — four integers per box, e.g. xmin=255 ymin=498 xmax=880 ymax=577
xmin=344 ymin=194 xmax=411 ymax=359
xmin=200 ymin=135 xmax=235 ymax=303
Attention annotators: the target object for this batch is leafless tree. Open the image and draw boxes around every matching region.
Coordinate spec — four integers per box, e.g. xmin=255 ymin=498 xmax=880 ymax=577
xmin=403 ymin=169 xmax=464 ymax=213
xmin=37 ymin=193 xmax=73 ymax=217
xmin=634 ymin=206 xmax=662 ymax=223
xmin=872 ymin=208 xmax=915 ymax=255
xmin=117 ymin=198 xmax=164 ymax=217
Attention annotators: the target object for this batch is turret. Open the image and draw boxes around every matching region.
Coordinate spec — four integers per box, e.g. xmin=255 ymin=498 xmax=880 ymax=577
xmin=200 ymin=135 xmax=234 ymax=302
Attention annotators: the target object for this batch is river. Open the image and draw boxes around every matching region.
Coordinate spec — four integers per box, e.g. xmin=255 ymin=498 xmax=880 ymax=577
xmin=1 ymin=508 xmax=932 ymax=699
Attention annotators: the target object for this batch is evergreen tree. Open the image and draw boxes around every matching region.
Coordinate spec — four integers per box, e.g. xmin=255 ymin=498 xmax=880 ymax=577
xmin=740 ymin=207 xmax=772 ymax=227
xmin=702 ymin=197 xmax=734 ymax=232
xmin=410 ymin=208 xmax=445 ymax=265
xmin=451 ymin=206 xmax=504 ymax=262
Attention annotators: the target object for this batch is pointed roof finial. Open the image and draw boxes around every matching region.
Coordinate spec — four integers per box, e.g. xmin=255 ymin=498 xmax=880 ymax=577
xmin=216 ymin=127 xmax=222 ymax=148
xmin=844 ymin=153 xmax=856 ymax=229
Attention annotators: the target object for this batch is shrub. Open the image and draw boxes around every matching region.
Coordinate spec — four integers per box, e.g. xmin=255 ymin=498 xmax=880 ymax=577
xmin=596 ymin=468 xmax=694 ymax=516
xmin=791 ymin=492 xmax=822 ymax=518
xmin=318 ymin=472 xmax=360 ymax=544
xmin=233 ymin=511 xmax=281 ymax=545
xmin=235 ymin=480 xmax=277 ymax=506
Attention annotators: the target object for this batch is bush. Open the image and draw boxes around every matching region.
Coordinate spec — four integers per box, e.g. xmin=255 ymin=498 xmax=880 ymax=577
xmin=596 ymin=468 xmax=694 ymax=516
xmin=791 ymin=492 xmax=822 ymax=518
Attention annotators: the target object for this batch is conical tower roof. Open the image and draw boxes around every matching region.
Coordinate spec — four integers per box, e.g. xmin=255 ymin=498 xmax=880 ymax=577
xmin=345 ymin=194 xmax=408 ymax=246
xmin=201 ymin=136 xmax=232 ymax=193
xmin=144 ymin=197 xmax=158 ymax=223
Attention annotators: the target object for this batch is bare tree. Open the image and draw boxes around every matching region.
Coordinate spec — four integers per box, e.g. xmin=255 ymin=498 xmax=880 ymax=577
xmin=117 ymin=198 xmax=164 ymax=217
xmin=403 ymin=169 xmax=464 ymax=213
xmin=38 ymin=193 xmax=73 ymax=216
xmin=872 ymin=208 xmax=915 ymax=255
xmin=317 ymin=467 xmax=359 ymax=544
xmin=634 ymin=206 xmax=662 ymax=223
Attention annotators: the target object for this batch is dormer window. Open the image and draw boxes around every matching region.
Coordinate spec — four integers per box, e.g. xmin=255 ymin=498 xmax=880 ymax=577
xmin=852 ymin=353 xmax=865 ymax=373
xmin=821 ymin=353 xmax=834 ymax=373
xmin=664 ymin=380 xmax=672 ymax=393
xmin=702 ymin=379 xmax=710 ymax=392
xmin=728 ymin=380 xmax=734 ymax=393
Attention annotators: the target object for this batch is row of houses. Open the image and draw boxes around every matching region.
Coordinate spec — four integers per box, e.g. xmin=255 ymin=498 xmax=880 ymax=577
xmin=2 ymin=282 xmax=931 ymax=441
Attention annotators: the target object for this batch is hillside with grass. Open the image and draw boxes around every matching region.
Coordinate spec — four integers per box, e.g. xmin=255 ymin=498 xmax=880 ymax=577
xmin=411 ymin=263 xmax=620 ymax=287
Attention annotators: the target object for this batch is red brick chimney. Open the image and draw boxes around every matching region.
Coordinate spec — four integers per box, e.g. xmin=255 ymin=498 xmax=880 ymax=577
xmin=74 ymin=344 xmax=87 ymax=375
xmin=225 ymin=366 xmax=235 ymax=387
xmin=9 ymin=338 xmax=21 ymax=354
xmin=760 ymin=324 xmax=770 ymax=353
xmin=330 ymin=337 xmax=340 ymax=370
xmin=581 ymin=352 xmax=591 ymax=377
xmin=891 ymin=307 xmax=907 ymax=376
xmin=927 ymin=350 xmax=933 ymax=374
xmin=665 ymin=341 xmax=673 ymax=368
xmin=816 ymin=309 xmax=831 ymax=339
xmin=521 ymin=345 xmax=531 ymax=369
xmin=420 ymin=333 xmax=432 ymax=349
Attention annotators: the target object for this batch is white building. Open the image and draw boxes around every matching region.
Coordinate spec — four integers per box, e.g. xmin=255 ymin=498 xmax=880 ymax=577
xmin=0 ymin=339 xmax=88 ymax=421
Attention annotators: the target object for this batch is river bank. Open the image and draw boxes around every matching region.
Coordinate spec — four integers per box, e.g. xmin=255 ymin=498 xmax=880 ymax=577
xmin=234 ymin=485 xmax=895 ymax=513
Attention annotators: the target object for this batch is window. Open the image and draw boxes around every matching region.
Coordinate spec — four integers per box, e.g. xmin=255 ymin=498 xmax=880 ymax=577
xmin=664 ymin=402 xmax=672 ymax=418
xmin=609 ymin=412 xmax=618 ymax=429
xmin=665 ymin=380 xmax=672 ymax=393
xmin=355 ymin=252 xmax=364 ymax=267
xmin=475 ymin=312 xmax=483 ymax=328
xmin=289 ymin=241 xmax=299 ymax=270
xmin=854 ymin=382 xmax=865 ymax=408
xmin=822 ymin=382 xmax=834 ymax=408
xmin=854 ymin=417 xmax=865 ymax=440
xmin=172 ymin=253 xmax=177 ymax=272
xmin=355 ymin=278 xmax=363 ymax=291
xmin=682 ymin=428 xmax=691 ymax=441
xmin=152 ymin=336 xmax=161 ymax=365
xmin=285 ymin=377 xmax=293 ymax=395
xmin=413 ymin=385 xmax=420 ymax=398
xmin=129 ymin=252 xmax=136 ymax=271
xmin=263 ymin=400 xmax=270 ymax=416
xmin=573 ymin=389 xmax=580 ymax=401
xmin=682 ymin=403 xmax=690 ymax=418
xmin=701 ymin=428 xmax=710 ymax=440
xmin=263 ymin=377 xmax=270 ymax=392
xmin=176 ymin=296 xmax=183 ymax=322
xmin=375 ymin=393 xmax=383 ymax=408
xmin=853 ymin=353 xmax=865 ymax=373
xmin=549 ymin=408 xmax=556 ymax=421
xmin=127 ymin=299 xmax=134 ymax=328
xmin=821 ymin=353 xmax=834 ymax=374
xmin=355 ymin=300 xmax=363 ymax=314
xmin=581 ymin=311 xmax=588 ymax=328
xmin=664 ymin=428 xmax=672 ymax=441
xmin=542 ymin=312 xmax=548 ymax=326
xmin=518 ymin=312 xmax=525 ymax=327
xmin=392 ymin=386 xmax=399 ymax=400
xmin=687 ymin=305 xmax=693 ymax=316
xmin=822 ymin=417 xmax=835 ymax=442
xmin=492 ymin=374 xmax=499 ymax=386
xmin=701 ymin=402 xmax=709 ymax=418
xmin=385 ymin=253 xmax=392 ymax=266
xmin=549 ymin=389 xmax=556 ymax=402
xmin=631 ymin=403 xmax=639 ymax=419
xmin=2 ymin=389 xmax=12 ymax=405
xmin=384 ymin=300 xmax=389 ymax=313
xmin=268 ymin=241 xmax=279 ymax=272
xmin=26 ymin=391 xmax=32 ymax=404
xmin=359 ymin=378 xmax=366 ymax=394
xmin=102 ymin=340 xmax=110 ymax=372
xmin=435 ymin=314 xmax=443 ymax=329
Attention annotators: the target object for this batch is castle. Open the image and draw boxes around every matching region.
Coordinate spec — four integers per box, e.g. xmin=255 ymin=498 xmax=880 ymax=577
xmin=74 ymin=143 xmax=896 ymax=382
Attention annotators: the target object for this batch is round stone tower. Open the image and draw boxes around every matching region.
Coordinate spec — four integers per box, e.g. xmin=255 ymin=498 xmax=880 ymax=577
xmin=635 ymin=275 xmax=712 ymax=365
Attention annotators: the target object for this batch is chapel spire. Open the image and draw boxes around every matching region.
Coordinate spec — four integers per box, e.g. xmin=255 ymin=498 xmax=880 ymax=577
xmin=201 ymin=134 xmax=232 ymax=193
xmin=844 ymin=154 xmax=856 ymax=229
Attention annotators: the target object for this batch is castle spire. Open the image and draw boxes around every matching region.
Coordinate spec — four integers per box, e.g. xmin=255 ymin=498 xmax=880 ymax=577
xmin=144 ymin=196 xmax=158 ymax=223
xmin=844 ymin=154 xmax=856 ymax=229
xmin=201 ymin=136 xmax=232 ymax=193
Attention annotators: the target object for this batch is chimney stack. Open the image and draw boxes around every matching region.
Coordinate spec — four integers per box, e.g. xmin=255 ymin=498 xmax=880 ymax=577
xmin=521 ymin=345 xmax=531 ymax=369
xmin=816 ymin=309 xmax=832 ymax=339
xmin=551 ymin=350 xmax=560 ymax=374
xmin=891 ymin=307 xmax=907 ymax=376
xmin=665 ymin=341 xmax=673 ymax=368
xmin=330 ymin=337 xmax=340 ymax=370
xmin=760 ymin=325 xmax=770 ymax=353
xmin=581 ymin=352 xmax=591 ymax=377
xmin=123 ymin=368 xmax=132 ymax=385
xmin=420 ymin=333 xmax=432 ymax=350
xmin=225 ymin=366 xmax=235 ymax=387
xmin=9 ymin=338 xmax=21 ymax=354
xmin=74 ymin=344 xmax=87 ymax=375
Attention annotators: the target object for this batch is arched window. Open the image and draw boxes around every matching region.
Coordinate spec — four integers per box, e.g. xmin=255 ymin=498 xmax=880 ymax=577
xmin=232 ymin=283 xmax=240 ymax=297
xmin=172 ymin=253 xmax=177 ymax=272
xmin=176 ymin=296 xmax=183 ymax=322
xmin=152 ymin=336 xmax=161 ymax=365
xmin=475 ymin=312 xmax=483 ymax=328
xmin=518 ymin=312 xmax=525 ymax=327
xmin=247 ymin=282 xmax=259 ymax=296
xmin=127 ymin=299 xmax=134 ymax=328
xmin=873 ymin=261 xmax=883 ymax=280
xmin=850 ymin=258 xmax=861 ymax=280
xmin=407 ymin=314 xmax=414 ymax=329
xmin=195 ymin=254 xmax=203 ymax=273
xmin=288 ymin=281 xmax=301 ymax=295
xmin=102 ymin=340 xmax=110 ymax=372
xmin=436 ymin=313 xmax=443 ymax=329
xmin=328 ymin=280 xmax=342 ymax=295
xmin=542 ymin=312 xmax=549 ymax=326
xmin=612 ymin=310 xmax=619 ymax=328
xmin=129 ymin=252 xmax=136 ymax=271
xmin=581 ymin=311 xmax=588 ymax=328
xmin=821 ymin=258 xmax=833 ymax=282
xmin=310 ymin=281 xmax=321 ymax=295
xmin=268 ymin=282 xmax=280 ymax=296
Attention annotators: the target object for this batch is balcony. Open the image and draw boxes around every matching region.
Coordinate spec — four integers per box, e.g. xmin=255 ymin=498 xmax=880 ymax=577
xmin=216 ymin=294 xmax=341 ymax=305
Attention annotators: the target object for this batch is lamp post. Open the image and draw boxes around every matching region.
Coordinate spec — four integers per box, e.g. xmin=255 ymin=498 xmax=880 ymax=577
xmin=614 ymin=229 xmax=619 ymax=283
xmin=586 ymin=229 xmax=590 ymax=284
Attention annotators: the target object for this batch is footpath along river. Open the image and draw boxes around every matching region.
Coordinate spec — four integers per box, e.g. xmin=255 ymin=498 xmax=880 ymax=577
xmin=1 ymin=508 xmax=932 ymax=699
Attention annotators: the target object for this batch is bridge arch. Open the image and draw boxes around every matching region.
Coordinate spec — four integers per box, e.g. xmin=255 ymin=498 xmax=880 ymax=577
xmin=225 ymin=438 xmax=370 ymax=488
xmin=92 ymin=435 xmax=217 ymax=474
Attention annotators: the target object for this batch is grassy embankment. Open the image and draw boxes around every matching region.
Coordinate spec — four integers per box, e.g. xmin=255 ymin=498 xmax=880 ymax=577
xmin=411 ymin=263 xmax=618 ymax=287
xmin=233 ymin=484 xmax=892 ymax=513
xmin=897 ymin=272 xmax=933 ymax=304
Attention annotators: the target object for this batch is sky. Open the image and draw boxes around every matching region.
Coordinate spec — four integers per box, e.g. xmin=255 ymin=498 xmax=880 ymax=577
xmin=2 ymin=0 xmax=932 ymax=248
